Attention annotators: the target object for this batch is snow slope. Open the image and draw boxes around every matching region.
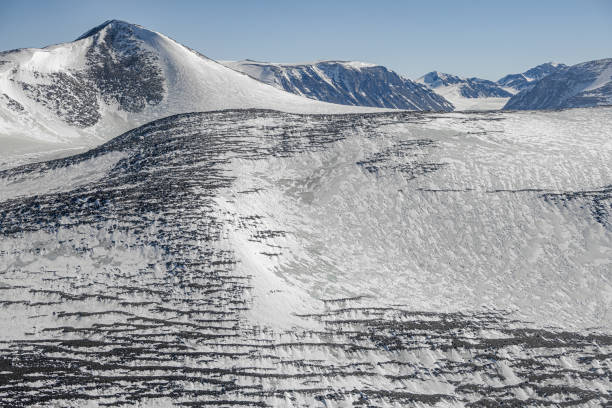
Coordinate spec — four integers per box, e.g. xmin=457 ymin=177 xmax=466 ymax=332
xmin=222 ymin=59 xmax=454 ymax=111
xmin=224 ymin=108 xmax=612 ymax=330
xmin=1 ymin=108 xmax=610 ymax=406
xmin=0 ymin=20 xmax=382 ymax=167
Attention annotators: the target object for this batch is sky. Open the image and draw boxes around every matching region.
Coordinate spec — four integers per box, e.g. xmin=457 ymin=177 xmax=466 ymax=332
xmin=1 ymin=0 xmax=611 ymax=80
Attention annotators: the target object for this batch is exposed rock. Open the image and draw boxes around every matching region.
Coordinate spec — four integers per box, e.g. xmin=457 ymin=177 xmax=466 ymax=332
xmin=224 ymin=60 xmax=454 ymax=111
xmin=504 ymin=58 xmax=612 ymax=110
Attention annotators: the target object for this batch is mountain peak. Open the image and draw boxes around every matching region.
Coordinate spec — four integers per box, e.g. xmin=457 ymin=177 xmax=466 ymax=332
xmin=417 ymin=71 xmax=462 ymax=86
xmin=497 ymin=62 xmax=568 ymax=90
xmin=75 ymin=20 xmax=145 ymax=41
xmin=504 ymin=57 xmax=612 ymax=110
xmin=1 ymin=20 xmax=383 ymax=151
xmin=540 ymin=61 xmax=562 ymax=68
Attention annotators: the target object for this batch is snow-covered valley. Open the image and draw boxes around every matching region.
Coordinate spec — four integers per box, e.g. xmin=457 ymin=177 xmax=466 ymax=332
xmin=0 ymin=107 xmax=610 ymax=407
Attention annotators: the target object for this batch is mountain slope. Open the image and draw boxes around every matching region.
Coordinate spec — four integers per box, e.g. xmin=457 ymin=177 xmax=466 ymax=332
xmin=222 ymin=59 xmax=454 ymax=111
xmin=0 ymin=20 xmax=380 ymax=165
xmin=416 ymin=71 xmax=514 ymax=110
xmin=1 ymin=108 xmax=610 ymax=406
xmin=504 ymin=58 xmax=612 ymax=110
xmin=497 ymin=62 xmax=568 ymax=91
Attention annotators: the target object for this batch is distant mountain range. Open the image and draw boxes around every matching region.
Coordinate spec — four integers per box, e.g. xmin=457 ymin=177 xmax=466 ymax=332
xmin=415 ymin=71 xmax=514 ymax=110
xmin=504 ymin=59 xmax=612 ymax=110
xmin=497 ymin=62 xmax=568 ymax=91
xmin=225 ymin=58 xmax=612 ymax=113
xmin=415 ymin=63 xmax=571 ymax=110
xmin=222 ymin=60 xmax=453 ymax=111
xmin=414 ymin=61 xmax=612 ymax=111
xmin=417 ymin=71 xmax=513 ymax=98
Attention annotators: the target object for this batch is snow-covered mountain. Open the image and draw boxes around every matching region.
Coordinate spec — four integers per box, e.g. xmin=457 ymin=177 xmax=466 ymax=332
xmin=504 ymin=58 xmax=612 ymax=110
xmin=497 ymin=62 xmax=568 ymax=91
xmin=222 ymin=59 xmax=453 ymax=111
xmin=416 ymin=71 xmax=514 ymax=110
xmin=0 ymin=20 xmax=379 ymax=166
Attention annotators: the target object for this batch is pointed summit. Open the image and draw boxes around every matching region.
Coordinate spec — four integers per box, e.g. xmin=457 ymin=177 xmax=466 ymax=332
xmin=416 ymin=71 xmax=463 ymax=88
xmin=75 ymin=20 xmax=144 ymax=41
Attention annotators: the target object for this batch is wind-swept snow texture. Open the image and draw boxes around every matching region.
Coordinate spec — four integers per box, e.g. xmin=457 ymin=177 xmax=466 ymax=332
xmin=223 ymin=60 xmax=454 ymax=111
xmin=0 ymin=20 xmax=381 ymax=168
xmin=1 ymin=107 xmax=610 ymax=407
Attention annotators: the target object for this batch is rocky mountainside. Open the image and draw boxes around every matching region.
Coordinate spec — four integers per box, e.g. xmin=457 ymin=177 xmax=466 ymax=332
xmin=504 ymin=58 xmax=612 ymax=110
xmin=497 ymin=62 xmax=568 ymax=91
xmin=0 ymin=20 xmax=377 ymax=165
xmin=222 ymin=60 xmax=454 ymax=111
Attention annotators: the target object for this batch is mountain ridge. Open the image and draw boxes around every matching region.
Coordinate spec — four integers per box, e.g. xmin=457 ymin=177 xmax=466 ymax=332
xmin=415 ymin=70 xmax=514 ymax=110
xmin=503 ymin=58 xmax=612 ymax=110
xmin=417 ymin=71 xmax=513 ymax=98
xmin=497 ymin=62 xmax=568 ymax=91
xmin=222 ymin=59 xmax=454 ymax=111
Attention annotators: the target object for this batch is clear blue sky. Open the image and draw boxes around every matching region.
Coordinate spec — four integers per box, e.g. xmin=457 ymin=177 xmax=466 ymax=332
xmin=1 ymin=0 xmax=611 ymax=80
